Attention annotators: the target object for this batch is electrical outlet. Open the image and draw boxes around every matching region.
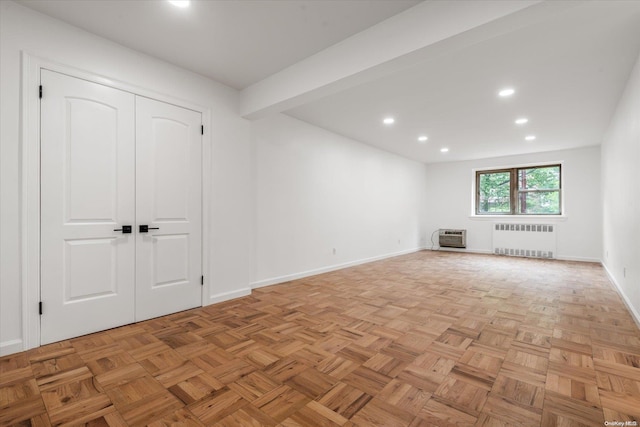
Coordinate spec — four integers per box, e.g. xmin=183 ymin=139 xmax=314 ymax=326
xmin=332 ymin=248 xmax=336 ymax=255
xmin=623 ymin=267 xmax=626 ymax=278
xmin=398 ymin=239 xmax=401 ymax=244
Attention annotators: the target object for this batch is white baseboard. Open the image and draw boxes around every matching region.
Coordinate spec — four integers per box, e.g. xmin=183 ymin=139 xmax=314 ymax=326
xmin=555 ymin=255 xmax=601 ymax=263
xmin=432 ymin=247 xmax=492 ymax=255
xmin=602 ymin=262 xmax=640 ymax=329
xmin=206 ymin=288 xmax=252 ymax=305
xmin=430 ymin=247 xmax=600 ymax=263
xmin=0 ymin=339 xmax=24 ymax=357
xmin=251 ymin=247 xmax=423 ymax=289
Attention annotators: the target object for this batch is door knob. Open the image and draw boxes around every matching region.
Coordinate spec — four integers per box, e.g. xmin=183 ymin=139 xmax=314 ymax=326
xmin=139 ymin=225 xmax=160 ymax=233
xmin=113 ymin=225 xmax=132 ymax=233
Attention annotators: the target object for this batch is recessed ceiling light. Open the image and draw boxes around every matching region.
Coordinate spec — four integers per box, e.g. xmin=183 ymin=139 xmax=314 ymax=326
xmin=515 ymin=118 xmax=528 ymax=125
xmin=525 ymin=135 xmax=536 ymax=141
xmin=383 ymin=117 xmax=395 ymax=125
xmin=440 ymin=148 xmax=449 ymax=153
xmin=418 ymin=135 xmax=428 ymax=143
xmin=498 ymin=88 xmax=515 ymax=97
xmin=168 ymin=0 xmax=190 ymax=8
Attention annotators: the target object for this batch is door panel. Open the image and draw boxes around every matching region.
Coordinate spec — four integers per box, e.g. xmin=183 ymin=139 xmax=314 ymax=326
xmin=64 ymin=238 xmax=118 ymax=301
xmin=65 ymin=98 xmax=119 ymax=222
xmin=153 ymin=234 xmax=189 ymax=287
xmin=152 ymin=118 xmax=190 ymax=220
xmin=135 ymin=97 xmax=202 ymax=321
xmin=40 ymin=70 xmax=136 ymax=344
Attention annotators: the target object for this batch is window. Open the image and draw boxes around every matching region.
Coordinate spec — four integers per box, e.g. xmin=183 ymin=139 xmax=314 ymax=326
xmin=476 ymin=164 xmax=561 ymax=215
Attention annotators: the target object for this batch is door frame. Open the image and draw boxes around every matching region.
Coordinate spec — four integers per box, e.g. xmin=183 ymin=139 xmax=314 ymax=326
xmin=21 ymin=52 xmax=212 ymax=350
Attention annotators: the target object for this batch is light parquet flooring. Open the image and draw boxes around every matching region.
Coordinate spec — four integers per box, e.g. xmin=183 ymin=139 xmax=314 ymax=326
xmin=2 ymin=251 xmax=640 ymax=426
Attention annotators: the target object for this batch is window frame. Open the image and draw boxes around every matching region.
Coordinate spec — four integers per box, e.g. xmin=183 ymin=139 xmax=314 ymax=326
xmin=475 ymin=164 xmax=562 ymax=216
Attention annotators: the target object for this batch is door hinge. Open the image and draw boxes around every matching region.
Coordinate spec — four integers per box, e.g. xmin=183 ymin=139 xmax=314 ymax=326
xmin=39 ymin=301 xmax=43 ymax=315
xmin=39 ymin=85 xmax=43 ymax=99
xmin=201 ymin=125 xmax=204 ymax=135
xmin=201 ymin=275 xmax=204 ymax=285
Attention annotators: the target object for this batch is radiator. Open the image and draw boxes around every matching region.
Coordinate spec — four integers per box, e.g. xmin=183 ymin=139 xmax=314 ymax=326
xmin=492 ymin=223 xmax=556 ymax=259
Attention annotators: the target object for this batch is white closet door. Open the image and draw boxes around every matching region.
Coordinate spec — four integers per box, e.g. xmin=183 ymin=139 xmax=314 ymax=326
xmin=135 ymin=97 xmax=202 ymax=321
xmin=40 ymin=70 xmax=136 ymax=344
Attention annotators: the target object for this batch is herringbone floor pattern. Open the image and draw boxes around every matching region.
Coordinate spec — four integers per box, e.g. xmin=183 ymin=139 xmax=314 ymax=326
xmin=1 ymin=251 xmax=640 ymax=426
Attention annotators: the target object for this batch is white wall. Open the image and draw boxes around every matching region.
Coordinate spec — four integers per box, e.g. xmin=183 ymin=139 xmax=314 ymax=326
xmin=601 ymin=51 xmax=640 ymax=323
xmin=0 ymin=1 xmax=252 ymax=355
xmin=424 ymin=147 xmax=602 ymax=262
xmin=2 ymin=0 xmax=632 ymax=357
xmin=252 ymin=114 xmax=428 ymax=287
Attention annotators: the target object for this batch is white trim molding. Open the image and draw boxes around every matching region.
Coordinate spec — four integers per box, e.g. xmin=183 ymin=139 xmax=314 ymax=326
xmin=20 ymin=52 xmax=213 ymax=353
xmin=22 ymin=52 xmax=42 ymax=351
xmin=251 ymin=247 xmax=423 ymax=289
xmin=207 ymin=288 xmax=252 ymax=305
xmin=469 ymin=215 xmax=568 ymax=222
xmin=431 ymin=247 xmax=600 ymax=263
xmin=0 ymin=339 xmax=24 ymax=357
xmin=602 ymin=262 xmax=640 ymax=329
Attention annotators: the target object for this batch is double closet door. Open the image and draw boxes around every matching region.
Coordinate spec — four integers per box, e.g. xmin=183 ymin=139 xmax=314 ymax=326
xmin=40 ymin=70 xmax=202 ymax=345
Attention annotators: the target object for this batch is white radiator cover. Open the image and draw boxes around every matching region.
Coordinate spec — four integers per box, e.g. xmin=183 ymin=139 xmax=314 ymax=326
xmin=492 ymin=223 xmax=556 ymax=259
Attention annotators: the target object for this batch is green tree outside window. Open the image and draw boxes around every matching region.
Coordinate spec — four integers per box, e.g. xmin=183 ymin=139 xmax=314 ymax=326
xmin=477 ymin=165 xmax=561 ymax=215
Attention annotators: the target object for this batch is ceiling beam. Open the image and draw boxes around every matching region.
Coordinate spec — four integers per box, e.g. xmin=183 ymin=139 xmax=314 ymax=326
xmin=239 ymin=0 xmax=580 ymax=120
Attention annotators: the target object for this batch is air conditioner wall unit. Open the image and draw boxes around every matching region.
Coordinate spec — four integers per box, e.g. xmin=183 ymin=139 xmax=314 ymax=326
xmin=439 ymin=229 xmax=466 ymax=248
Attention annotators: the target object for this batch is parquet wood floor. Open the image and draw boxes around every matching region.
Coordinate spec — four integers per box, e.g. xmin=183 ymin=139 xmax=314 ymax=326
xmin=2 ymin=251 xmax=640 ymax=426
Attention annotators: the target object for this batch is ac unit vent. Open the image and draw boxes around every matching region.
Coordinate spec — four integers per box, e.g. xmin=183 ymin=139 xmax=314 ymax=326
xmin=439 ymin=229 xmax=466 ymax=248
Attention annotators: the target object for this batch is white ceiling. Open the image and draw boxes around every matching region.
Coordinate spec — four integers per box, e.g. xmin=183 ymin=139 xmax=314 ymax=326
xmin=18 ymin=0 xmax=420 ymax=89
xmin=18 ymin=0 xmax=640 ymax=164
xmin=286 ymin=1 xmax=640 ymax=163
